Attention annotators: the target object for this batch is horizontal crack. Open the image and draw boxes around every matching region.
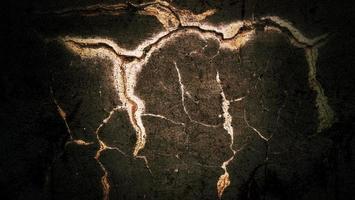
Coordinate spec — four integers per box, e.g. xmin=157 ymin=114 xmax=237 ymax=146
xmin=142 ymin=113 xmax=185 ymax=126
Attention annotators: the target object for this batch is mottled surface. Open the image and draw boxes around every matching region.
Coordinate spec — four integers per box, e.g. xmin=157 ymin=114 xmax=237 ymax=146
xmin=2 ymin=0 xmax=355 ymax=200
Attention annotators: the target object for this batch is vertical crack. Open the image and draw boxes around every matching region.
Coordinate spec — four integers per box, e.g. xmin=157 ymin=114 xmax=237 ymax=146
xmin=94 ymin=105 xmax=127 ymax=200
xmin=121 ymin=60 xmax=152 ymax=172
xmin=216 ymin=72 xmax=237 ymax=199
xmin=305 ymin=47 xmax=335 ymax=132
xmin=174 ymin=61 xmax=219 ymax=128
xmin=50 ymin=86 xmax=93 ymax=146
xmin=50 ymin=86 xmax=72 ymax=138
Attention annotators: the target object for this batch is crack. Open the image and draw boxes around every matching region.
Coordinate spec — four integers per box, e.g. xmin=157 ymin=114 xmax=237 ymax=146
xmin=139 ymin=3 xmax=180 ymax=31
xmin=276 ymin=90 xmax=288 ymax=126
xmin=93 ymin=105 xmax=128 ymax=200
xmin=66 ymin=139 xmax=93 ymax=146
xmin=50 ymin=86 xmax=72 ymax=138
xmin=142 ymin=113 xmax=185 ymax=126
xmin=243 ymin=109 xmax=272 ymax=142
xmin=261 ymin=16 xmax=328 ymax=47
xmin=185 ymin=91 xmax=200 ymax=104
xmin=262 ymin=20 xmax=335 ymax=132
xmin=63 ymin=33 xmax=152 ymax=177
xmin=305 ymin=47 xmax=335 ymax=132
xmin=61 ymin=23 xmax=247 ymax=61
xmin=95 ymin=105 xmax=126 ymax=135
xmin=52 ymin=1 xmax=336 ymax=198
xmin=52 ymin=1 xmax=328 ymax=49
xmin=174 ymin=61 xmax=220 ymax=128
xmin=230 ymin=96 xmax=246 ymax=103
xmin=59 ymin=3 xmax=335 ymax=134
xmin=62 ymin=38 xmax=138 ymax=59
xmin=135 ymin=155 xmax=153 ymax=174
xmin=61 ymin=40 xmax=147 ymax=158
xmin=216 ymin=71 xmax=237 ymax=199
xmin=50 ymin=86 xmax=93 ymax=146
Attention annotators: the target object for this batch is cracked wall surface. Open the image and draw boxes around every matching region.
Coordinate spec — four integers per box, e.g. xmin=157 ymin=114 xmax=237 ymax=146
xmin=2 ymin=0 xmax=355 ymax=200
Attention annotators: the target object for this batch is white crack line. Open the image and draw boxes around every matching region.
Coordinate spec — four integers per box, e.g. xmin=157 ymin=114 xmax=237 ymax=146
xmin=174 ymin=61 xmax=220 ymax=128
xmin=243 ymin=109 xmax=271 ymax=142
xmin=216 ymin=71 xmax=237 ymax=199
xmin=142 ymin=113 xmax=185 ymax=126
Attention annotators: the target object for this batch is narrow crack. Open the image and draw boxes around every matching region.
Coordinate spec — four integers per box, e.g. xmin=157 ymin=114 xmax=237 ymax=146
xmin=142 ymin=113 xmax=185 ymax=126
xmin=174 ymin=61 xmax=220 ymax=128
xmin=276 ymin=91 xmax=288 ymax=126
xmin=230 ymin=96 xmax=246 ymax=103
xmin=52 ymin=1 xmax=336 ymax=199
xmin=243 ymin=109 xmax=271 ymax=142
xmin=50 ymin=86 xmax=93 ymax=146
xmin=50 ymin=86 xmax=72 ymax=138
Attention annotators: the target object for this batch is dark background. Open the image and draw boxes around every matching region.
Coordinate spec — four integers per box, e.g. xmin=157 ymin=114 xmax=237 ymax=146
xmin=2 ymin=0 xmax=355 ymax=199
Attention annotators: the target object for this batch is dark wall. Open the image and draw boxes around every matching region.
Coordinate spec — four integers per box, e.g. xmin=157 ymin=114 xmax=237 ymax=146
xmin=2 ymin=1 xmax=354 ymax=200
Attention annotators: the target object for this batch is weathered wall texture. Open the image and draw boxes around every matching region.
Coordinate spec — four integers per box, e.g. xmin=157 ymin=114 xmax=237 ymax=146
xmin=2 ymin=0 xmax=355 ymax=200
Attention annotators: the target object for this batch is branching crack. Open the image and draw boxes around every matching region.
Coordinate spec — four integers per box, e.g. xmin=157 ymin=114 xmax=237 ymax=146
xmin=94 ymin=105 xmax=127 ymax=200
xmin=52 ymin=1 xmax=335 ymax=199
